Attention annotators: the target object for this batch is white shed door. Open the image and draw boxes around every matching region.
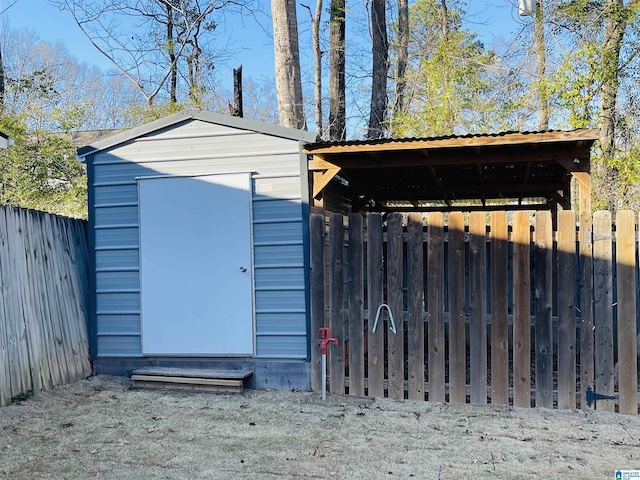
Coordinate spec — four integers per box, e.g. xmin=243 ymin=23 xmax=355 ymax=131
xmin=139 ymin=173 xmax=253 ymax=355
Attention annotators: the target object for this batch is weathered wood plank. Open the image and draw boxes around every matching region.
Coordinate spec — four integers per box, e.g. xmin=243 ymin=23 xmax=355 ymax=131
xmin=20 ymin=209 xmax=44 ymax=394
xmin=534 ymin=211 xmax=553 ymax=408
xmin=407 ymin=213 xmax=425 ymax=401
xmin=367 ymin=214 xmax=384 ymax=398
xmin=469 ymin=212 xmax=487 ymax=405
xmin=63 ymin=216 xmax=92 ymax=379
xmin=579 ymin=210 xmax=594 ymax=410
xmin=490 ymin=211 xmax=509 ymax=405
xmin=132 ymin=367 xmax=252 ymax=378
xmin=131 ymin=375 xmax=244 ymax=387
xmin=329 ymin=214 xmax=345 ymax=395
xmin=5 ymin=208 xmax=31 ymax=396
xmin=310 ymin=214 xmax=326 ymax=392
xmin=513 ymin=211 xmax=531 ymax=408
xmin=348 ymin=214 xmax=365 ymax=396
xmin=616 ymin=211 xmax=637 ymax=414
xmin=39 ymin=214 xmax=65 ymax=388
xmin=0 ymin=208 xmax=10 ymax=406
xmin=593 ymin=211 xmax=614 ymax=412
xmin=557 ymin=210 xmax=577 ymax=409
xmin=387 ymin=213 xmax=405 ymax=400
xmin=43 ymin=214 xmax=73 ymax=386
xmin=133 ymin=381 xmax=243 ymax=394
xmin=427 ymin=213 xmax=445 ymax=402
xmin=448 ymin=212 xmax=466 ymax=404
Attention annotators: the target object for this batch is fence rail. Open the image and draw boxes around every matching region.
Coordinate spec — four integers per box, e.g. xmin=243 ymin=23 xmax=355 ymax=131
xmin=0 ymin=206 xmax=90 ymax=407
xmin=310 ymin=211 xmax=639 ymax=414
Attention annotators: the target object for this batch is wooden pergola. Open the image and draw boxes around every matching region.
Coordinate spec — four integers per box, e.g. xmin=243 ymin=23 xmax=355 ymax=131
xmin=305 ymin=129 xmax=600 ymax=218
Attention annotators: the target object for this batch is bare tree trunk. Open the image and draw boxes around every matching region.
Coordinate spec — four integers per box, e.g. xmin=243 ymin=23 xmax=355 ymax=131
xmin=167 ymin=3 xmax=177 ymax=104
xmin=303 ymin=1 xmax=323 ymax=135
xmin=329 ymin=0 xmax=346 ymax=140
xmin=599 ymin=0 xmax=635 ymax=156
xmin=394 ymin=0 xmax=409 ymax=114
xmin=229 ymin=66 xmax=244 ymax=117
xmin=534 ymin=0 xmax=548 ymax=130
xmin=272 ymin=0 xmax=307 ymax=130
xmin=367 ymin=0 xmax=388 ymax=139
xmin=0 ymin=44 xmax=4 ymax=112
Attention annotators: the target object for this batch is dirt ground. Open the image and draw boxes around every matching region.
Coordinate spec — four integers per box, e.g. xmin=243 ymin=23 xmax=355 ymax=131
xmin=1 ymin=376 xmax=639 ymax=479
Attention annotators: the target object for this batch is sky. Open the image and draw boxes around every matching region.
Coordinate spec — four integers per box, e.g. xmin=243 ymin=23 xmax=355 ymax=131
xmin=1 ymin=0 xmax=532 ymax=98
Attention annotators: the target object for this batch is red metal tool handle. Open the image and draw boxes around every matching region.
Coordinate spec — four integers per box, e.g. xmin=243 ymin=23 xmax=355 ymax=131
xmin=318 ymin=327 xmax=338 ymax=355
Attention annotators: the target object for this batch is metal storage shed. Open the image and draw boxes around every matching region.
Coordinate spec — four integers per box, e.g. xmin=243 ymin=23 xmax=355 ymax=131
xmin=77 ymin=109 xmax=318 ymax=389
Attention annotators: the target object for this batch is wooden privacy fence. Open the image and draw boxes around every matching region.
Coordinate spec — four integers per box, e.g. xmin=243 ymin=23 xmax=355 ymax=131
xmin=310 ymin=211 xmax=639 ymax=414
xmin=0 ymin=206 xmax=91 ymax=407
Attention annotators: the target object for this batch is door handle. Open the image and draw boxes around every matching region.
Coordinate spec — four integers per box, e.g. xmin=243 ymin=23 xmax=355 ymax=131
xmin=239 ymin=266 xmax=247 ymax=272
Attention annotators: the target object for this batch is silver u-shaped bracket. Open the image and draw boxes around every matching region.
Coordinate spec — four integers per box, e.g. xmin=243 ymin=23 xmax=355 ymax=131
xmin=371 ymin=303 xmax=397 ymax=335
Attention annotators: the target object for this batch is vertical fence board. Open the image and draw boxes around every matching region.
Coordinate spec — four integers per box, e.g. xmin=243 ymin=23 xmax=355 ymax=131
xmin=469 ymin=212 xmax=487 ymax=405
xmin=61 ymin=217 xmax=91 ymax=379
xmin=557 ymin=211 xmax=577 ymax=409
xmin=593 ymin=211 xmax=614 ymax=412
xmin=5 ymin=209 xmax=31 ymax=396
xmin=448 ymin=212 xmax=466 ymax=404
xmin=0 ymin=208 xmax=10 ymax=406
xmin=328 ymin=214 xmax=345 ymax=395
xmin=310 ymin=214 xmax=326 ymax=392
xmin=367 ymin=214 xmax=384 ymax=397
xmin=407 ymin=213 xmax=425 ymax=401
xmin=427 ymin=213 xmax=445 ymax=402
xmin=616 ymin=211 xmax=637 ymax=414
xmin=490 ymin=212 xmax=509 ymax=405
xmin=51 ymin=216 xmax=83 ymax=381
xmin=348 ymin=214 xmax=365 ymax=395
xmin=534 ymin=211 xmax=553 ymax=408
xmin=20 ymin=210 xmax=44 ymax=394
xmin=387 ymin=213 xmax=404 ymax=400
xmin=513 ymin=212 xmax=531 ymax=408
xmin=579 ymin=210 xmax=594 ymax=410
xmin=43 ymin=215 xmax=72 ymax=385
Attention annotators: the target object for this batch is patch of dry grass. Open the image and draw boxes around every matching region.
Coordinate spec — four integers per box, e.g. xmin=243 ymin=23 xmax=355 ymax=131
xmin=1 ymin=376 xmax=639 ymax=479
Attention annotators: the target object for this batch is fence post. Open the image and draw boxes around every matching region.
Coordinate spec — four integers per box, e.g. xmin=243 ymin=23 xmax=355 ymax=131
xmin=490 ymin=212 xmax=509 ymax=405
xmin=347 ymin=214 xmax=365 ymax=396
xmin=310 ymin=214 xmax=326 ymax=393
xmin=469 ymin=212 xmax=487 ymax=405
xmin=579 ymin=210 xmax=595 ymax=410
xmin=408 ymin=213 xmax=425 ymax=401
xmin=387 ymin=213 xmax=404 ymax=400
xmin=448 ymin=212 xmax=466 ymax=404
xmin=616 ymin=211 xmax=637 ymax=414
xmin=513 ymin=211 xmax=531 ymax=408
xmin=367 ymin=214 xmax=384 ymax=398
xmin=534 ymin=211 xmax=553 ymax=408
xmin=329 ymin=214 xmax=345 ymax=395
xmin=593 ymin=211 xmax=615 ymax=412
xmin=557 ymin=210 xmax=577 ymax=409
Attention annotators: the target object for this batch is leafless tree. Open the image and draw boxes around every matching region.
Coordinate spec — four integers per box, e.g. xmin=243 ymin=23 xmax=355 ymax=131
xmin=53 ymin=0 xmax=260 ymax=105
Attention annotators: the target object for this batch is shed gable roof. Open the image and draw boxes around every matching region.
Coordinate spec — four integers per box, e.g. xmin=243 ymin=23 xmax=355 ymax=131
xmin=77 ymin=108 xmax=318 ymax=159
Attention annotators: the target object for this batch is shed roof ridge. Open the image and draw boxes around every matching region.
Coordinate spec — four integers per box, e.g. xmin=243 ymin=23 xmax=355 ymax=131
xmin=77 ymin=108 xmax=318 ymax=159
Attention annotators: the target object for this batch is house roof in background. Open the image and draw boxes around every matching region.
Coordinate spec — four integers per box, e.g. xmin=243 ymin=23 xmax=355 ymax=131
xmin=0 ymin=130 xmax=14 ymax=149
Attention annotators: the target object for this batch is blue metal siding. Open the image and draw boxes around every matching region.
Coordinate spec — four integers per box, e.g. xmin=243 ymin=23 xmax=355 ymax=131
xmin=90 ymin=119 xmax=309 ymax=359
xmin=255 ymin=336 xmax=307 ymax=359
